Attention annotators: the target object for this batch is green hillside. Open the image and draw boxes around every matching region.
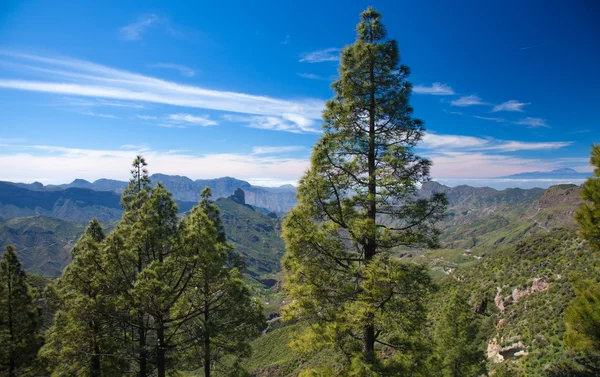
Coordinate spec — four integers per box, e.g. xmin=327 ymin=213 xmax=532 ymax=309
xmin=433 ymin=228 xmax=599 ymax=375
xmin=216 ymin=197 xmax=285 ymax=277
xmin=0 ymin=216 xmax=84 ymax=276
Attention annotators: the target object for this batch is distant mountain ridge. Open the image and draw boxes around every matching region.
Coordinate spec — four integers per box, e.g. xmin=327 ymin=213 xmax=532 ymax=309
xmin=8 ymin=174 xmax=297 ymax=213
xmin=499 ymin=168 xmax=592 ymax=179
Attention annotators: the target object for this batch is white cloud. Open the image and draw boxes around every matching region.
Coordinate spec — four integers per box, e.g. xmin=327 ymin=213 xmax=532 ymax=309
xmin=473 ymin=116 xmax=506 ymax=123
xmin=297 ymin=73 xmax=328 ymax=80
xmin=281 ymin=35 xmax=291 ymax=45
xmin=168 ymin=113 xmax=217 ymax=127
xmin=0 ymin=51 xmax=325 ymax=133
xmin=81 ymin=111 xmax=118 ymax=119
xmin=56 ymin=97 xmax=145 ymax=109
xmin=421 ymin=133 xmax=571 ymax=152
xmin=119 ymin=14 xmax=160 ymax=41
xmin=451 ymin=95 xmax=486 ymax=107
xmin=120 ymin=144 xmax=150 ymax=151
xmin=413 ymin=82 xmax=455 ymax=95
xmin=224 ymin=114 xmax=320 ymax=134
xmin=136 ymin=114 xmax=158 ymax=120
xmin=515 ymin=117 xmax=549 ymax=128
xmin=0 ymin=143 xmax=308 ymax=186
xmin=300 ymin=48 xmax=340 ymax=63
xmin=147 ymin=63 xmax=196 ymax=77
xmin=252 ymin=146 xmax=304 ymax=154
xmin=428 ymin=151 xmax=559 ymax=178
xmin=484 ymin=141 xmax=571 ymax=152
xmin=492 ymin=100 xmax=530 ymax=112
xmin=422 ymin=133 xmax=488 ymax=149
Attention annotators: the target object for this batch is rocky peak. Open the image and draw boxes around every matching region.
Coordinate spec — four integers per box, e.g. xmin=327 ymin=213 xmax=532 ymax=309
xmin=232 ymin=188 xmax=246 ymax=205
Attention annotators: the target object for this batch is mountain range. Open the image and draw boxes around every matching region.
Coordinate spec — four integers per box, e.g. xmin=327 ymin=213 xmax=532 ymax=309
xmin=0 ymin=177 xmax=584 ymax=278
xmin=8 ymin=174 xmax=297 ymax=214
xmin=499 ymin=168 xmax=592 ymax=179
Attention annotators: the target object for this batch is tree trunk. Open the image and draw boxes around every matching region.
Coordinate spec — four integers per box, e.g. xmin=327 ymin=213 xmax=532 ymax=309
xmin=91 ymin=320 xmax=101 ymax=377
xmin=362 ymin=29 xmax=377 ymax=365
xmin=7 ymin=265 xmax=15 ymax=377
xmin=204 ymin=337 xmax=211 ymax=377
xmin=138 ymin=315 xmax=147 ymax=377
xmin=157 ymin=318 xmax=166 ymax=377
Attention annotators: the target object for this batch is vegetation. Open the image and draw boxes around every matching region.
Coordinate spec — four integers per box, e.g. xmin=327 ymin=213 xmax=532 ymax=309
xmin=0 ymin=245 xmax=42 ymax=377
xmin=37 ymin=157 xmax=266 ymax=377
xmin=563 ymin=144 xmax=600 ymax=361
xmin=282 ymin=7 xmax=446 ymax=374
xmin=0 ymin=8 xmax=597 ymax=377
xmin=575 ymin=144 xmax=600 ymax=250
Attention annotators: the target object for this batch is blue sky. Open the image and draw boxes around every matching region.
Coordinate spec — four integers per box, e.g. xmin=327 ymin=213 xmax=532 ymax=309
xmin=0 ymin=0 xmax=598 ymax=186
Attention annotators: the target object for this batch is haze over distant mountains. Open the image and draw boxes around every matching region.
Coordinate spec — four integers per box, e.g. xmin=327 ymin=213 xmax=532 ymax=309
xmin=499 ymin=168 xmax=592 ymax=179
xmin=7 ymin=174 xmax=297 ymax=214
xmin=436 ymin=168 xmax=592 ymax=190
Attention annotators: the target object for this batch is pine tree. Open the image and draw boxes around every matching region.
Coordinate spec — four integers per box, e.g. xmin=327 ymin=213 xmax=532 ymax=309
xmin=131 ymin=183 xmax=180 ymax=377
xmin=281 ymin=7 xmax=446 ymax=372
xmin=0 ymin=246 xmax=42 ymax=377
xmin=174 ymin=189 xmax=265 ymax=377
xmin=575 ymin=144 xmax=600 ymax=251
xmin=433 ymin=291 xmax=485 ymax=377
xmin=564 ymin=279 xmax=600 ymax=353
xmin=39 ymin=219 xmax=126 ymax=377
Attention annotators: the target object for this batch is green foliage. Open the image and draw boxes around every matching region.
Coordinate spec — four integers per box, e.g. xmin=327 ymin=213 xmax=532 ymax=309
xmin=575 ymin=144 xmax=600 ymax=251
xmin=431 ymin=228 xmax=600 ymax=375
xmin=216 ymin=197 xmax=284 ymax=276
xmin=0 ymin=216 xmax=85 ymax=276
xmin=432 ymin=290 xmax=486 ymax=377
xmin=564 ymin=280 xmax=600 ymax=353
xmin=0 ymin=245 xmax=42 ymax=376
xmin=39 ymin=220 xmax=127 ymax=377
xmin=282 ymin=7 xmax=446 ymax=370
xmin=174 ymin=188 xmax=266 ymax=377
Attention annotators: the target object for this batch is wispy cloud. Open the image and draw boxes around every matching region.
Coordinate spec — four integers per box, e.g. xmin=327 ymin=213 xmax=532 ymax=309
xmin=120 ymin=144 xmax=150 ymax=151
xmin=119 ymin=14 xmax=160 ymax=41
xmin=167 ymin=113 xmax=217 ymax=127
xmin=281 ymin=35 xmax=291 ymax=45
xmin=136 ymin=114 xmax=158 ymax=120
xmin=300 ymin=48 xmax=340 ymax=63
xmin=0 ymin=142 xmax=308 ymax=186
xmin=492 ymin=100 xmax=530 ymax=112
xmin=0 ymin=51 xmax=324 ymax=133
xmin=252 ymin=146 xmax=304 ymax=154
xmin=451 ymin=95 xmax=486 ymax=107
xmin=224 ymin=114 xmax=319 ymax=134
xmin=473 ymin=115 xmax=506 ymax=123
xmin=413 ymin=82 xmax=455 ymax=95
xmin=297 ymin=73 xmax=329 ymax=80
xmin=515 ymin=117 xmax=549 ymax=128
xmin=421 ymin=133 xmax=571 ymax=152
xmin=422 ymin=133 xmax=573 ymax=177
xmin=520 ymin=44 xmax=544 ymax=51
xmin=81 ymin=111 xmax=118 ymax=119
xmin=54 ymin=97 xmax=145 ymax=109
xmin=147 ymin=63 xmax=196 ymax=77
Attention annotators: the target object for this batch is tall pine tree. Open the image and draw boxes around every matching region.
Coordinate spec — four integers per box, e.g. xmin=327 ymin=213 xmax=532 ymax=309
xmin=174 ymin=189 xmax=265 ymax=377
xmin=282 ymin=7 xmax=446 ymax=373
xmin=0 ymin=246 xmax=42 ymax=377
xmin=575 ymin=144 xmax=600 ymax=251
xmin=433 ymin=291 xmax=485 ymax=377
xmin=39 ymin=219 xmax=126 ymax=376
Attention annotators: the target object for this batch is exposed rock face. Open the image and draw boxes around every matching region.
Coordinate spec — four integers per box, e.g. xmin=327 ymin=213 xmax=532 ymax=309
xmin=495 ymin=288 xmax=505 ymax=313
xmin=487 ymin=338 xmax=502 ymax=363
xmin=495 ymin=278 xmax=550 ymax=313
xmin=531 ymin=277 xmax=550 ymax=293
xmin=488 ymin=336 xmax=527 ymax=363
xmin=233 ymin=188 xmax=246 ymax=205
